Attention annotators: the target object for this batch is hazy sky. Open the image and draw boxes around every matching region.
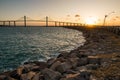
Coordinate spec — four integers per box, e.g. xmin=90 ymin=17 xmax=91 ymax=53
xmin=0 ymin=0 xmax=120 ymax=25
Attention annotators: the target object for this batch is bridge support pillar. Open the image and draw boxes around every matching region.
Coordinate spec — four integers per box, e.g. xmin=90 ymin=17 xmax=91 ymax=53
xmin=59 ymin=22 xmax=61 ymax=26
xmin=63 ymin=22 xmax=65 ymax=26
xmin=9 ymin=21 xmax=10 ymax=26
xmin=14 ymin=21 xmax=16 ymax=27
xmin=24 ymin=16 xmax=26 ymax=27
xmin=55 ymin=21 xmax=57 ymax=27
xmin=70 ymin=23 xmax=72 ymax=26
xmin=3 ymin=21 xmax=5 ymax=26
xmin=46 ymin=16 xmax=48 ymax=27
xmin=66 ymin=23 xmax=68 ymax=26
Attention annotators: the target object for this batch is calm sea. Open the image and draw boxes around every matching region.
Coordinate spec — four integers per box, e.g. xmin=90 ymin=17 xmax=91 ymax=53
xmin=0 ymin=27 xmax=85 ymax=73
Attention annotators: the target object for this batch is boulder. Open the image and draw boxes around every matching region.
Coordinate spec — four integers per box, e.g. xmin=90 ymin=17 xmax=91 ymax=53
xmin=76 ymin=52 xmax=88 ymax=58
xmin=32 ymin=72 xmax=44 ymax=80
xmin=76 ymin=66 xmax=88 ymax=72
xmin=88 ymin=56 xmax=101 ymax=64
xmin=69 ymin=53 xmax=78 ymax=58
xmin=57 ymin=51 xmax=70 ymax=58
xmin=10 ymin=70 xmax=21 ymax=79
xmin=80 ymin=71 xmax=91 ymax=80
xmin=47 ymin=58 xmax=56 ymax=67
xmin=17 ymin=66 xmax=25 ymax=75
xmin=42 ymin=68 xmax=61 ymax=80
xmin=60 ymin=74 xmax=86 ymax=80
xmin=24 ymin=61 xmax=48 ymax=72
xmin=77 ymin=58 xmax=88 ymax=66
xmin=20 ymin=71 xmax=36 ymax=80
xmin=65 ymin=70 xmax=79 ymax=74
xmin=67 ymin=58 xmax=79 ymax=68
xmin=55 ymin=57 xmax=66 ymax=63
xmin=0 ymin=75 xmax=7 ymax=80
xmin=56 ymin=62 xmax=72 ymax=73
xmin=0 ymin=75 xmax=16 ymax=80
xmin=50 ymin=61 xmax=61 ymax=70
xmin=86 ymin=64 xmax=99 ymax=70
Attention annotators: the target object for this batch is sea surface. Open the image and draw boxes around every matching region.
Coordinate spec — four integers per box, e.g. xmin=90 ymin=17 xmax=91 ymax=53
xmin=0 ymin=27 xmax=85 ymax=73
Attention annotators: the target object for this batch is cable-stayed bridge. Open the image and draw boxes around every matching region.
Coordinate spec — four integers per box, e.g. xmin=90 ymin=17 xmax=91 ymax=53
xmin=0 ymin=16 xmax=83 ymax=27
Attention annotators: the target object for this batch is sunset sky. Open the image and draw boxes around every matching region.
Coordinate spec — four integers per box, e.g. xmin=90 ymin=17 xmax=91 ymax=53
xmin=0 ymin=0 xmax=120 ymax=25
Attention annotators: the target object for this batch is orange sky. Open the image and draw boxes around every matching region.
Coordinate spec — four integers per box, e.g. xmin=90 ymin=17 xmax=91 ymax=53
xmin=0 ymin=0 xmax=120 ymax=26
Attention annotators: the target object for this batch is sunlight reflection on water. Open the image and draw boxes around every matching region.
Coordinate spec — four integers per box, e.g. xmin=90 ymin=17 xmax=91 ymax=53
xmin=0 ymin=27 xmax=85 ymax=72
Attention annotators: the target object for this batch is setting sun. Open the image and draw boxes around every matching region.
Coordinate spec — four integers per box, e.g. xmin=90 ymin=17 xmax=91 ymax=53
xmin=85 ymin=17 xmax=97 ymax=25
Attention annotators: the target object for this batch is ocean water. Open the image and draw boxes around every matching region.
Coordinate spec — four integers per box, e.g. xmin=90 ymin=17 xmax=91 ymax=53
xmin=0 ymin=27 xmax=85 ymax=73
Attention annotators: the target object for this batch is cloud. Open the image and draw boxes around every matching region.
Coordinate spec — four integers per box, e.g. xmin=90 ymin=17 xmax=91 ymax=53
xmin=75 ymin=14 xmax=80 ymax=17
xmin=67 ymin=15 xmax=70 ymax=17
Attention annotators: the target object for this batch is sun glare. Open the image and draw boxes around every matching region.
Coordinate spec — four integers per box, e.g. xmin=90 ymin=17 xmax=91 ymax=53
xmin=85 ymin=17 xmax=97 ymax=25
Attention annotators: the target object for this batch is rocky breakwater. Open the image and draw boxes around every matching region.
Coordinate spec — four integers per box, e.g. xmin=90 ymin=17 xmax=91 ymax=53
xmin=0 ymin=27 xmax=120 ymax=80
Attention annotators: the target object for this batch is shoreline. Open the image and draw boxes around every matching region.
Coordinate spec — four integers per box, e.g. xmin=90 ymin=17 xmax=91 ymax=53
xmin=0 ymin=26 xmax=120 ymax=80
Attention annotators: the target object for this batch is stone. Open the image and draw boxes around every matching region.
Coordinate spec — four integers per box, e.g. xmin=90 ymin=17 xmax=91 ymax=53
xmin=20 ymin=71 xmax=36 ymax=80
xmin=47 ymin=58 xmax=56 ymax=67
xmin=66 ymin=73 xmax=80 ymax=78
xmin=55 ymin=57 xmax=66 ymax=63
xmin=22 ymin=63 xmax=36 ymax=72
xmin=32 ymin=72 xmax=44 ymax=80
xmin=23 ymin=61 xmax=48 ymax=72
xmin=80 ymin=71 xmax=91 ymax=80
xmin=42 ymin=68 xmax=61 ymax=80
xmin=20 ymin=74 xmax=28 ymax=80
xmin=88 ymin=56 xmax=101 ymax=64
xmin=57 ymin=51 xmax=70 ymax=58
xmin=76 ymin=66 xmax=88 ymax=72
xmin=56 ymin=62 xmax=72 ymax=73
xmin=10 ymin=70 xmax=21 ymax=79
xmin=0 ymin=75 xmax=16 ymax=80
xmin=67 ymin=58 xmax=79 ymax=68
xmin=0 ymin=75 xmax=7 ymax=80
xmin=65 ymin=70 xmax=79 ymax=74
xmin=69 ymin=53 xmax=78 ymax=58
xmin=89 ymin=75 xmax=97 ymax=80
xmin=61 ymin=75 xmax=86 ymax=80
xmin=86 ymin=64 xmax=99 ymax=70
xmin=17 ymin=66 xmax=24 ymax=75
xmin=60 ymin=73 xmax=84 ymax=80
xmin=76 ymin=52 xmax=88 ymax=58
xmin=77 ymin=58 xmax=88 ymax=66
xmin=50 ymin=61 xmax=61 ymax=70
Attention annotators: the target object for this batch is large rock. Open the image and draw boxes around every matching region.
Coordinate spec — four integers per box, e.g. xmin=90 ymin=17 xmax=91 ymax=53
xmin=56 ymin=61 xmax=72 ymax=73
xmin=10 ymin=70 xmax=21 ymax=79
xmin=20 ymin=71 xmax=36 ymax=80
xmin=57 ymin=51 xmax=70 ymax=58
xmin=42 ymin=68 xmax=61 ymax=80
xmin=61 ymin=73 xmax=80 ymax=80
xmin=76 ymin=52 xmax=88 ymax=58
xmin=76 ymin=66 xmax=88 ymax=72
xmin=17 ymin=66 xmax=25 ymax=75
xmin=47 ymin=58 xmax=56 ymax=67
xmin=77 ymin=58 xmax=88 ymax=66
xmin=67 ymin=58 xmax=79 ymax=68
xmin=88 ymin=56 xmax=101 ymax=64
xmin=50 ymin=61 xmax=61 ymax=70
xmin=0 ymin=75 xmax=8 ymax=80
xmin=79 ymin=71 xmax=91 ymax=80
xmin=60 ymin=73 xmax=87 ymax=80
xmin=86 ymin=64 xmax=99 ymax=70
xmin=0 ymin=75 xmax=16 ymax=80
xmin=24 ymin=61 xmax=48 ymax=72
xmin=32 ymin=72 xmax=44 ymax=80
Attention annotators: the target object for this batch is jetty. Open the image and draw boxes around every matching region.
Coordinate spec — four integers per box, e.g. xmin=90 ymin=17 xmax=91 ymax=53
xmin=0 ymin=26 xmax=120 ymax=80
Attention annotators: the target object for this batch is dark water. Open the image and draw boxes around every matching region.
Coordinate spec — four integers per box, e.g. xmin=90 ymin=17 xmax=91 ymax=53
xmin=0 ymin=27 xmax=85 ymax=72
